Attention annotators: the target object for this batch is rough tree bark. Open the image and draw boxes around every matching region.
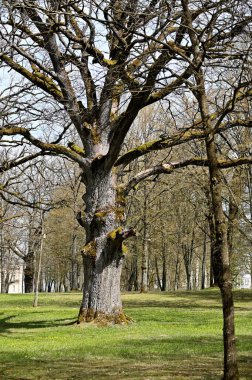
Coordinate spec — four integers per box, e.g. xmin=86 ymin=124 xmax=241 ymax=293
xmin=140 ymin=179 xmax=150 ymax=293
xmin=23 ymin=252 xmax=35 ymax=293
xmin=127 ymin=248 xmax=139 ymax=291
xmin=33 ymin=217 xmax=44 ymax=307
xmin=227 ymin=168 xmax=243 ymax=262
xmin=0 ymin=215 xmax=5 ymax=294
xmin=207 ymin=200 xmax=218 ymax=287
xmin=205 ymin=129 xmax=239 ymax=380
xmin=155 ymin=252 xmax=167 ymax=291
xmin=70 ymin=229 xmax=79 ymax=291
xmin=182 ymin=232 xmax=195 ymax=291
xmin=201 ymin=229 xmax=207 ymax=290
xmin=174 ymin=254 xmax=180 ymax=291
xmin=77 ymin=167 xmax=134 ymax=323
xmin=140 ymin=231 xmax=149 ymax=293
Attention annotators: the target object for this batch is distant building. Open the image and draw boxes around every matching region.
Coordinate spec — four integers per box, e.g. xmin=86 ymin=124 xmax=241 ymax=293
xmin=240 ymin=273 xmax=251 ymax=289
xmin=8 ymin=265 xmax=24 ymax=293
xmin=0 ymin=262 xmax=24 ymax=294
xmin=236 ymin=273 xmax=251 ymax=289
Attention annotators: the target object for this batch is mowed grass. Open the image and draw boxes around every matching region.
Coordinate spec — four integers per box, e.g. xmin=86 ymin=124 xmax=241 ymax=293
xmin=0 ymin=289 xmax=251 ymax=379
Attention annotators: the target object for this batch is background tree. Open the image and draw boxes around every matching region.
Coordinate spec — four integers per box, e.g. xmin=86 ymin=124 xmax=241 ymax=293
xmin=0 ymin=155 xmax=70 ymax=293
xmin=43 ymin=182 xmax=84 ymax=292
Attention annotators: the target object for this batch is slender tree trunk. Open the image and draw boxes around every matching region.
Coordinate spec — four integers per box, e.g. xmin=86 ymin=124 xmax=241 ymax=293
xmin=5 ymin=273 xmax=11 ymax=293
xmin=247 ymin=167 xmax=252 ymax=290
xmin=47 ymin=280 xmax=53 ymax=292
xmin=24 ymin=250 xmax=35 ymax=293
xmin=155 ymin=255 xmax=162 ymax=291
xmin=227 ymin=201 xmax=238 ymax=259
xmin=134 ymin=257 xmax=139 ymax=291
xmin=250 ymin=255 xmax=252 ymax=290
xmin=201 ymin=230 xmax=207 ymax=290
xmin=63 ymin=275 xmax=70 ymax=292
xmin=186 ymin=263 xmax=192 ymax=291
xmin=0 ymin=263 xmax=5 ymax=293
xmin=206 ymin=196 xmax=218 ymax=287
xmin=182 ymin=243 xmax=194 ymax=291
xmin=140 ymin=184 xmax=149 ymax=293
xmin=174 ymin=254 xmax=180 ymax=291
xmin=140 ymin=235 xmax=149 ymax=293
xmin=160 ymin=241 xmax=168 ymax=291
xmin=0 ymin=220 xmax=5 ymax=294
xmin=205 ymin=120 xmax=239 ymax=380
xmin=155 ymin=253 xmax=167 ymax=292
xmin=0 ymin=205 xmax=8 ymax=294
xmin=227 ymin=169 xmax=242 ymax=266
xmin=71 ymin=190 xmax=79 ymax=290
xmin=70 ymin=232 xmax=79 ymax=290
xmin=33 ymin=215 xmax=45 ymax=307
xmin=161 ymin=255 xmax=167 ymax=291
xmin=194 ymin=257 xmax=199 ymax=290
xmin=128 ymin=253 xmax=138 ymax=291
xmin=159 ymin=210 xmax=168 ymax=291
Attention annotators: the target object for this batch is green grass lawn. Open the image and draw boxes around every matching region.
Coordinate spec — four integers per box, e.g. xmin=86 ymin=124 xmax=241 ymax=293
xmin=0 ymin=289 xmax=251 ymax=379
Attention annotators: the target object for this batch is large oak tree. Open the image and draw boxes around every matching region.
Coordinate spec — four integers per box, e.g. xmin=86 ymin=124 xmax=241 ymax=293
xmin=0 ymin=1 xmax=251 ymax=378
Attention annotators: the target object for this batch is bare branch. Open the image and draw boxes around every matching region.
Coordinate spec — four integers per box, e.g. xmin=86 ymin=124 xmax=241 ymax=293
xmin=125 ymin=156 xmax=252 ymax=195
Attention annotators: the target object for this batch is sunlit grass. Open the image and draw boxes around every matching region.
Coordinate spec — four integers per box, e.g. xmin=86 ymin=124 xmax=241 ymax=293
xmin=0 ymin=289 xmax=251 ymax=379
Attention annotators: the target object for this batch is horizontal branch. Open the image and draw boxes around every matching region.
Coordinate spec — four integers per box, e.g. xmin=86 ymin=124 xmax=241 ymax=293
xmin=0 ymin=151 xmax=51 ymax=173
xmin=0 ymin=126 xmax=90 ymax=169
xmin=125 ymin=156 xmax=252 ymax=195
xmin=116 ymin=118 xmax=252 ymax=167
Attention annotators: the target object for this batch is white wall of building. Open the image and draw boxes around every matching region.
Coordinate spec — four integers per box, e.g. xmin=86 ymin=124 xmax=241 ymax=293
xmin=8 ymin=266 xmax=24 ymax=293
xmin=239 ymin=273 xmax=251 ymax=289
xmin=0 ymin=265 xmax=24 ymax=294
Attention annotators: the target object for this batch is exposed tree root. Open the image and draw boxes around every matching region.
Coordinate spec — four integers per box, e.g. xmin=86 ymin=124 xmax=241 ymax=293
xmin=77 ymin=307 xmax=132 ymax=326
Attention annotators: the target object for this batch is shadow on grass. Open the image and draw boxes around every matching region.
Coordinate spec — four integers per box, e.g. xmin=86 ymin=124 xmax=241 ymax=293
xmin=0 ymin=358 xmax=224 ymax=380
xmin=126 ymin=301 xmax=222 ymax=310
xmin=0 ymin=318 xmax=251 ymax=379
xmin=123 ymin=297 xmax=223 ymax=310
xmin=0 ymin=336 xmax=224 ymax=380
xmin=0 ymin=337 xmax=252 ymax=380
xmin=0 ymin=314 xmax=76 ymax=334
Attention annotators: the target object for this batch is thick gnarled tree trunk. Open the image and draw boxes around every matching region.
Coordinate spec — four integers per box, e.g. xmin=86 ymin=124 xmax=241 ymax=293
xmin=77 ymin=168 xmax=133 ymax=324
